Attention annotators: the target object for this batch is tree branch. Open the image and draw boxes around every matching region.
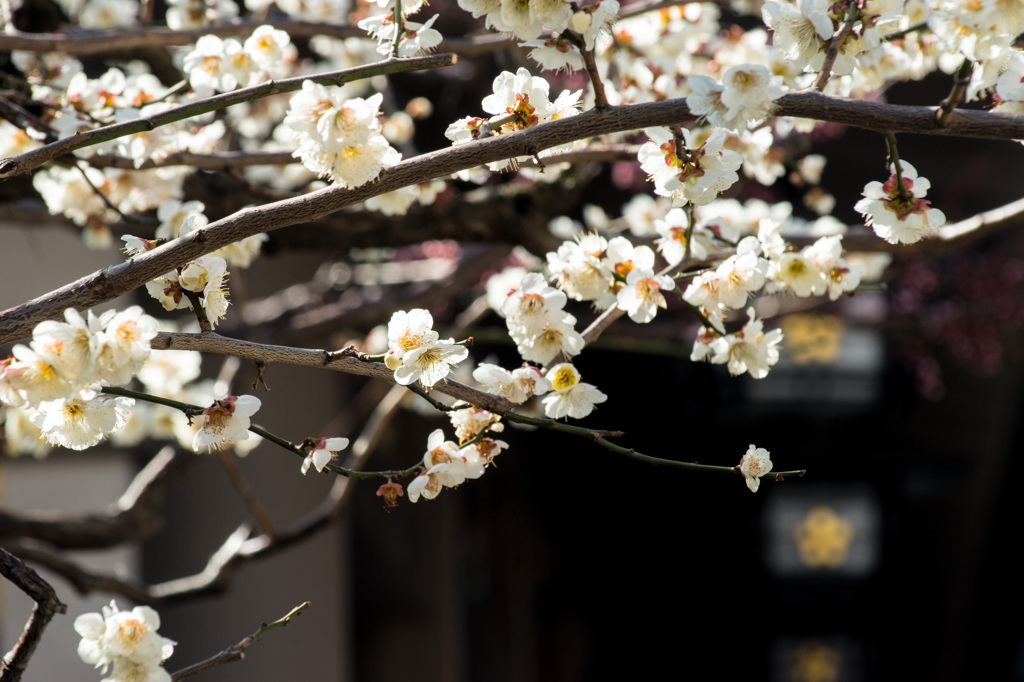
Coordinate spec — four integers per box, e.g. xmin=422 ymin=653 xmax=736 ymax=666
xmin=170 ymin=602 xmax=309 ymax=681
xmin=0 ymin=549 xmax=67 ymax=682
xmin=0 ymin=19 xmax=512 ymax=56
xmin=3 ymin=93 xmax=1024 ymax=342
xmin=0 ymin=54 xmax=458 ymax=180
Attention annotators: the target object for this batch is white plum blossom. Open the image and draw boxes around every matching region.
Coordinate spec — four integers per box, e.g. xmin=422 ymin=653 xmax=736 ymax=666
xmin=192 ymin=395 xmax=261 ymax=452
xmin=449 ymin=403 xmax=504 ymax=443
xmin=773 ymin=250 xmax=827 ymax=297
xmin=359 ymin=13 xmax=443 ymax=57
xmin=31 ymin=392 xmax=133 ymax=450
xmin=386 ymin=309 xmax=468 ymax=387
xmin=654 ymin=208 xmax=710 ymax=265
xmin=447 ymin=68 xmax=580 ymax=170
xmin=524 ymin=35 xmax=586 ymax=72
xmin=707 ymin=307 xmax=784 ymax=379
xmin=388 ymin=308 xmax=440 ymax=360
xmin=855 ymin=160 xmax=945 ymax=244
xmin=739 ymin=444 xmax=773 ymax=492
xmin=719 ymin=64 xmax=787 ymax=128
xmin=408 ymin=429 xmax=475 ymax=502
xmin=302 ymin=436 xmax=350 ymax=474
xmin=761 ymin=0 xmax=836 ymax=73
xmin=473 ymin=363 xmax=551 ymax=403
xmin=541 ymin=363 xmax=607 ymax=419
xmin=545 ymin=237 xmax=615 ymax=306
xmin=394 ymin=340 xmax=470 ymax=387
xmin=285 ymin=85 xmax=400 ymax=187
xmin=805 ymin=235 xmax=863 ymax=300
xmin=638 ymin=127 xmax=742 ymax=206
xmin=75 ymin=601 xmax=175 ymax=680
xmin=616 ymin=268 xmax=675 ymax=323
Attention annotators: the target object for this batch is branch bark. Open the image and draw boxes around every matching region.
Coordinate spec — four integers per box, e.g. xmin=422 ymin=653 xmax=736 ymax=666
xmin=5 ymin=92 xmax=1023 ymax=343
xmin=0 ymin=549 xmax=68 ymax=682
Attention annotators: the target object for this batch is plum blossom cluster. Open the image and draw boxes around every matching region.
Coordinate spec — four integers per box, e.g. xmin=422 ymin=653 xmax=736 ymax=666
xmin=500 ymin=272 xmax=584 ymax=366
xmin=0 ymin=307 xmax=157 ymax=450
xmin=357 ymin=0 xmax=442 ymax=58
xmin=128 ymin=239 xmax=232 ymax=329
xmin=408 ymin=406 xmax=507 ymax=503
xmin=445 ymin=68 xmax=581 ymax=171
xmin=687 ymin=65 xmax=787 ymax=132
xmin=284 ymin=87 xmax=401 ymax=188
xmin=760 ymin=0 xmax=904 ymax=78
xmin=182 ymin=25 xmax=296 ymax=96
xmin=691 ymin=308 xmax=784 ymax=380
xmin=457 ymin=0 xmax=617 ymax=50
xmin=545 ymin=234 xmax=675 ymax=324
xmin=75 ymin=601 xmax=175 ymax=682
xmin=855 ymin=160 xmax=946 ymax=245
xmin=385 ymin=309 xmax=469 ymax=387
xmin=638 ymin=127 xmax=743 ymax=207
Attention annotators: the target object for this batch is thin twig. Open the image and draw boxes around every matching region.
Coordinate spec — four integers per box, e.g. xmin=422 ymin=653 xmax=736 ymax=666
xmin=581 ymin=47 xmax=609 ymax=109
xmin=936 ymin=58 xmax=973 ymax=126
xmin=170 ymin=602 xmax=310 ymax=681
xmin=813 ymin=6 xmax=858 ymax=91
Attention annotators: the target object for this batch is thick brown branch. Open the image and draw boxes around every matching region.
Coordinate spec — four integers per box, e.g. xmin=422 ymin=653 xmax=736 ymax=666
xmin=149 ymin=331 xmax=514 ymax=413
xmin=3 ymin=93 xmax=1024 ymax=342
xmin=0 ymin=19 xmax=513 ymax=56
xmin=0 ymin=549 xmax=67 ymax=682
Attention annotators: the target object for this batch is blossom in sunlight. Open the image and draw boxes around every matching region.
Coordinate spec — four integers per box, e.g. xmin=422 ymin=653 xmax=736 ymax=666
xmin=541 ymin=363 xmax=607 ymax=419
xmin=718 ymin=64 xmax=787 ymax=129
xmin=616 ymin=267 xmax=675 ymax=323
xmin=388 ymin=308 xmax=440 ymax=360
xmin=449 ymin=403 xmax=504 ymax=443
xmin=638 ymin=127 xmax=742 ymax=206
xmin=95 ymin=306 xmax=160 ymax=386
xmin=359 ymin=13 xmax=442 ymax=57
xmin=285 ymin=85 xmax=400 ymax=187
xmin=739 ymin=444 xmax=773 ymax=492
xmin=761 ymin=0 xmax=834 ymax=72
xmin=805 ymin=235 xmax=863 ymax=301
xmin=408 ymin=429 xmax=476 ymax=503
xmin=854 ymin=160 xmax=945 ymax=245
xmin=192 ymin=395 xmax=261 ymax=452
xmin=473 ymin=363 xmax=551 ymax=404
xmin=523 ymin=35 xmax=585 ymax=72
xmin=31 ymin=391 xmax=132 ymax=450
xmin=708 ymin=307 xmax=783 ymax=379
xmin=75 ymin=601 xmax=175 ymax=678
xmin=393 ymin=340 xmax=469 ymax=387
xmin=302 ymin=436 xmax=350 ymax=474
